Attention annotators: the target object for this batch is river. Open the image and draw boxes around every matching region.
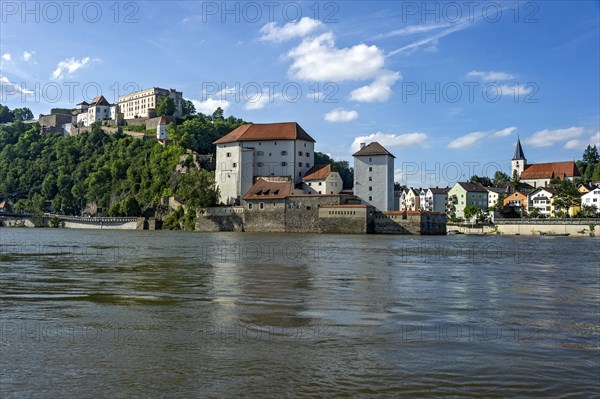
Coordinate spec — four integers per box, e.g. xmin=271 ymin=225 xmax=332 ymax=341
xmin=0 ymin=229 xmax=598 ymax=398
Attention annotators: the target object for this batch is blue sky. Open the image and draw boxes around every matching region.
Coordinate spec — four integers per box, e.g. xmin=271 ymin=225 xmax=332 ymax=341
xmin=1 ymin=1 xmax=598 ymax=186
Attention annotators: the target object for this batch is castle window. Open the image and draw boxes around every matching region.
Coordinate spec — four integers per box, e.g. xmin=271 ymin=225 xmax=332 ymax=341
xmin=369 ymin=157 xmax=372 ymax=162
xmin=298 ymin=151 xmax=303 ymax=156
xmin=369 ymin=196 xmax=372 ymax=201
xmin=226 ymin=152 xmax=231 ymax=157
xmin=259 ymin=202 xmax=264 ymax=209
xmin=369 ymin=167 xmax=372 ymax=172
xmin=281 ymin=151 xmax=287 ymax=155
xmin=281 ymin=162 xmax=287 ymax=166
xmin=248 ymin=203 xmax=253 ymax=210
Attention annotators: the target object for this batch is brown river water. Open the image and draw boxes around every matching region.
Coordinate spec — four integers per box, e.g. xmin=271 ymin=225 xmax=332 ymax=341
xmin=0 ymin=228 xmax=598 ymax=398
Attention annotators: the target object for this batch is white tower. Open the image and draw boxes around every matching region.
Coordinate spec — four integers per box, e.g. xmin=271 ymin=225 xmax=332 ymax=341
xmin=511 ymin=137 xmax=527 ymax=179
xmin=353 ymin=142 xmax=395 ymax=211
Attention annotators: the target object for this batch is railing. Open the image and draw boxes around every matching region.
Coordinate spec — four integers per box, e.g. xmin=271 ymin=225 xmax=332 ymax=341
xmin=495 ymin=218 xmax=600 ymax=225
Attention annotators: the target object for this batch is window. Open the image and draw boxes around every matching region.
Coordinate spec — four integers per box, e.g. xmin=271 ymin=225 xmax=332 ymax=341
xmin=248 ymin=203 xmax=253 ymax=210
xmin=318 ymin=182 xmax=322 ymax=186
xmin=298 ymin=162 xmax=302 ymax=167
xmin=274 ymin=142 xmax=277 ymax=145
xmin=281 ymin=151 xmax=287 ymax=155
xmin=369 ymin=167 xmax=372 ymax=172
xmin=318 ymin=191 xmax=321 ymax=194
xmin=281 ymin=162 xmax=287 ymax=166
xmin=257 ymin=162 xmax=264 ymax=167
xmin=305 ymin=163 xmax=309 ymax=167
xmin=369 ymin=196 xmax=372 ymax=201
xmin=257 ymin=151 xmax=264 ymax=156
xmin=369 ymin=186 xmax=372 ymax=191
xmin=306 ymin=152 xmax=310 ymax=157
xmin=369 ymin=176 xmax=372 ymax=181
xmin=226 ymin=152 xmax=232 ymax=157
xmin=259 ymin=202 xmax=264 ymax=209
xmin=232 ymin=163 xmax=237 ymax=168
xmin=369 ymin=157 xmax=372 ymax=162
xmin=308 ymin=182 xmax=312 ymax=186
xmin=269 ymin=153 xmax=272 ymax=156
xmin=306 ymin=206 xmax=311 ymax=210
xmin=304 ymin=143 xmax=306 ymax=147
xmin=298 ymin=151 xmax=303 ymax=156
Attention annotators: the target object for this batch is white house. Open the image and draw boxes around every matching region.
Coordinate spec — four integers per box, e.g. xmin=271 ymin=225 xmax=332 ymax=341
xmin=353 ymin=142 xmax=395 ymax=211
xmin=419 ymin=189 xmax=427 ymax=211
xmin=86 ymin=96 xmax=114 ymax=126
xmin=424 ymin=187 xmax=450 ymax=212
xmin=302 ymin=164 xmax=343 ymax=195
xmin=406 ymin=188 xmax=420 ymax=211
xmin=214 ymin=122 xmax=315 ymax=205
xmin=156 ymin=116 xmax=173 ymax=140
xmin=486 ymin=186 xmax=508 ymax=208
xmin=528 ymin=187 xmax=555 ymax=217
xmin=581 ymin=187 xmax=600 ymax=211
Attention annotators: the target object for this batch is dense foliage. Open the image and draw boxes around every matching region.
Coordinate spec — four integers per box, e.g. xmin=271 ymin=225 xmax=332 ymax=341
xmin=0 ymin=104 xmax=34 ymax=123
xmin=0 ymin=121 xmax=217 ymax=216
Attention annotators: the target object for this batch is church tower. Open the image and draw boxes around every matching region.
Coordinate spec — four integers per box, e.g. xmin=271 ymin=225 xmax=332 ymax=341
xmin=511 ymin=137 xmax=527 ymax=178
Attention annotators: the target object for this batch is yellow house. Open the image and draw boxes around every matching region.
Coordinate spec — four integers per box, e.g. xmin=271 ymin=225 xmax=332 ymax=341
xmin=577 ymin=183 xmax=593 ymax=194
xmin=550 ymin=197 xmax=581 ymax=217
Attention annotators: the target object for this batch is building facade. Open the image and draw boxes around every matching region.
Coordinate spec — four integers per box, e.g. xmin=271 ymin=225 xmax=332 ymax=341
xmin=528 ymin=187 xmax=555 ymax=217
xmin=447 ymin=182 xmax=489 ymax=219
xmin=424 ymin=187 xmax=450 ymax=212
xmin=118 ymin=87 xmax=183 ymax=119
xmin=353 ymin=142 xmax=395 ymax=211
xmin=302 ymin=164 xmax=343 ymax=195
xmin=214 ymin=122 xmax=315 ymax=205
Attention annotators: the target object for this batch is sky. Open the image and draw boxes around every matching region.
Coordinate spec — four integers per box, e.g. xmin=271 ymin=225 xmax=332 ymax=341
xmin=1 ymin=0 xmax=599 ymax=186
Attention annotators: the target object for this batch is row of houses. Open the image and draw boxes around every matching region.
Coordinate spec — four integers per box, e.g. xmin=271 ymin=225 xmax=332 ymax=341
xmin=395 ymin=138 xmax=598 ymax=219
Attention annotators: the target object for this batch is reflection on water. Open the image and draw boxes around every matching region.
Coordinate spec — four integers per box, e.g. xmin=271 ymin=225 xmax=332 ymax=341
xmin=0 ymin=229 xmax=599 ymax=397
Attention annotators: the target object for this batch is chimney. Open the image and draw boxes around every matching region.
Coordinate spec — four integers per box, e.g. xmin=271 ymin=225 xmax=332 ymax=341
xmin=360 ymin=143 xmax=366 ymax=149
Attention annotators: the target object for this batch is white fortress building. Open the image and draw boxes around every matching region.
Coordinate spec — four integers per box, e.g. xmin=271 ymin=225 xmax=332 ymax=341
xmin=118 ymin=87 xmax=182 ymax=119
xmin=214 ymin=122 xmax=316 ymax=205
xmin=353 ymin=142 xmax=395 ymax=211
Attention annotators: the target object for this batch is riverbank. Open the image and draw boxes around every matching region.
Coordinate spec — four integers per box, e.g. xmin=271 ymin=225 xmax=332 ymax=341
xmin=448 ymin=218 xmax=599 ymax=237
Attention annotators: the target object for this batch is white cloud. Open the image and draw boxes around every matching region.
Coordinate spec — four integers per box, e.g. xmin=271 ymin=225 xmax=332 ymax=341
xmin=466 ymin=70 xmax=514 ymax=81
xmin=22 ymin=51 xmax=34 ymax=62
xmin=192 ymin=98 xmax=230 ymax=114
xmin=244 ymin=91 xmax=280 ymax=110
xmin=349 ymin=70 xmax=401 ymax=102
xmin=497 ymin=84 xmax=532 ymax=97
xmin=492 ymin=126 xmax=517 ymax=137
xmin=324 ymin=108 xmax=358 ymax=123
xmin=564 ymin=131 xmax=600 ymax=150
xmin=287 ymin=32 xmax=385 ymax=82
xmin=51 ymin=57 xmax=91 ymax=79
xmin=2 ymin=53 xmax=12 ymax=62
xmin=260 ymin=17 xmax=323 ymax=43
xmin=351 ymin=132 xmax=428 ymax=153
xmin=524 ymin=127 xmax=585 ymax=148
xmin=0 ymin=76 xmax=34 ymax=96
xmin=447 ymin=131 xmax=487 ymax=149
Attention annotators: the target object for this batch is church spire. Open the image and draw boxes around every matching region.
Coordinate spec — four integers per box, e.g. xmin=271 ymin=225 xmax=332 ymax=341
xmin=512 ymin=136 xmax=525 ymax=160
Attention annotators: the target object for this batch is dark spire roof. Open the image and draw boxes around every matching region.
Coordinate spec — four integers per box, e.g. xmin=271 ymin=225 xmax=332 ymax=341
xmin=513 ymin=137 xmax=526 ymax=160
xmin=352 ymin=142 xmax=395 ymax=158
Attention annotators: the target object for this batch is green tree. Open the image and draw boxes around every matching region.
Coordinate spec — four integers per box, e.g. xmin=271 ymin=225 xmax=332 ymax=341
xmin=12 ymin=108 xmax=34 ymax=121
xmin=510 ymin=170 xmax=521 ymax=190
xmin=553 ymin=179 xmax=581 ymax=216
xmin=463 ymin=205 xmax=481 ymax=221
xmin=469 ymin=175 xmax=492 ymax=187
xmin=181 ymin=99 xmax=196 ymax=116
xmin=156 ymin=97 xmax=176 ymax=116
xmin=493 ymin=171 xmax=510 ymax=185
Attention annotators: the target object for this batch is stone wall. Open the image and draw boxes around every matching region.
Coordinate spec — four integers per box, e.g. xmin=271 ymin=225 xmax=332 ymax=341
xmin=284 ymin=196 xmax=343 ymax=233
xmin=196 ymin=208 xmax=244 ymax=232
xmin=243 ymin=201 xmax=286 ymax=232
xmin=374 ymin=212 xmax=447 ymax=235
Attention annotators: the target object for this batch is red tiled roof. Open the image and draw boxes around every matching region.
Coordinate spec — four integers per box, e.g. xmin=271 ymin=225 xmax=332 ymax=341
xmin=157 ymin=116 xmax=174 ymax=125
xmin=520 ymin=161 xmax=580 ymax=180
xmin=303 ymin=164 xmax=333 ymax=181
xmin=90 ymin=96 xmax=110 ymax=106
xmin=352 ymin=142 xmax=395 ymax=158
xmin=429 ymin=187 xmax=450 ymax=194
xmin=213 ymin=122 xmax=315 ymax=144
xmin=243 ymin=178 xmax=292 ymax=201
